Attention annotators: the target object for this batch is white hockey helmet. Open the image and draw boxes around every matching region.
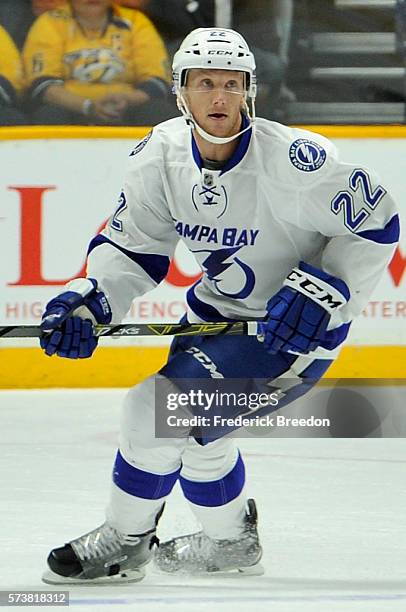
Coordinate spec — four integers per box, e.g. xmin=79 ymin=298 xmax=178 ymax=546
xmin=173 ymin=27 xmax=257 ymax=98
xmin=172 ymin=28 xmax=257 ymax=145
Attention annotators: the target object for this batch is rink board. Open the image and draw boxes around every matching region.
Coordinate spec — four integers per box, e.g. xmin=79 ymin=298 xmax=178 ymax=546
xmin=0 ymin=125 xmax=405 ymax=387
xmin=1 ymin=345 xmax=406 ymax=389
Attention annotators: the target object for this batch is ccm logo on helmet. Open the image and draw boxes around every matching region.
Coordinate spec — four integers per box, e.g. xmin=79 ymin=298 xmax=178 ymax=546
xmin=285 ymin=269 xmax=346 ymax=312
xmin=208 ymin=50 xmax=233 ymax=55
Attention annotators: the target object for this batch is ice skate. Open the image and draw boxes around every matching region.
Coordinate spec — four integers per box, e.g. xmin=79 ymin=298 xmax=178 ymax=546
xmin=154 ymin=498 xmax=264 ymax=575
xmin=42 ymin=520 xmax=160 ymax=585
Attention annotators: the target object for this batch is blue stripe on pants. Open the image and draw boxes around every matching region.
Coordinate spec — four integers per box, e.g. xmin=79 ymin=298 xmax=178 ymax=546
xmin=179 ymin=452 xmax=245 ymax=507
xmin=113 ymin=450 xmax=180 ymax=500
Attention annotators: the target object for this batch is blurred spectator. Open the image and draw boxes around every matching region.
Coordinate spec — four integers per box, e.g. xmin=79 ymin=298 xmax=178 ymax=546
xmin=23 ymin=0 xmax=173 ymax=125
xmin=118 ymin=0 xmax=287 ymax=118
xmin=0 ymin=25 xmax=27 ymax=125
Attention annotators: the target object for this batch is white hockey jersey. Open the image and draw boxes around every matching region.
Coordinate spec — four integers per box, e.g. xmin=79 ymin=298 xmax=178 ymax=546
xmin=86 ymin=116 xmax=399 ymax=357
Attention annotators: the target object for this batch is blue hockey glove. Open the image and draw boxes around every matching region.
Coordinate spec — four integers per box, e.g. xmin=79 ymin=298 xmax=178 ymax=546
xmin=258 ymin=262 xmax=350 ymax=355
xmin=40 ymin=278 xmax=112 ymax=358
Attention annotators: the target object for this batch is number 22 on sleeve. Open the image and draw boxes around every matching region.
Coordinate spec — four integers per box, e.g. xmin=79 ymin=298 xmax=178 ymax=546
xmin=331 ymin=168 xmax=386 ymax=232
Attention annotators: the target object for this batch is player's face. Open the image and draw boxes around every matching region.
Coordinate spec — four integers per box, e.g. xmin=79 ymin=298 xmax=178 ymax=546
xmin=184 ymin=69 xmax=246 ymax=138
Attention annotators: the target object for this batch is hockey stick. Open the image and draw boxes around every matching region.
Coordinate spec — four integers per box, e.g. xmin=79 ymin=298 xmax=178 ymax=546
xmin=0 ymin=321 xmax=260 ymax=339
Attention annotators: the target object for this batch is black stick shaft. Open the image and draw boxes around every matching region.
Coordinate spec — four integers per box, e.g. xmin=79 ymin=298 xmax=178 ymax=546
xmin=0 ymin=321 xmax=260 ymax=339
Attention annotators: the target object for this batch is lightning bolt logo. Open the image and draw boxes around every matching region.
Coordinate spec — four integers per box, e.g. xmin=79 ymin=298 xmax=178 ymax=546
xmin=289 ymin=139 xmax=326 ymax=173
xmin=193 ymin=246 xmax=256 ymax=299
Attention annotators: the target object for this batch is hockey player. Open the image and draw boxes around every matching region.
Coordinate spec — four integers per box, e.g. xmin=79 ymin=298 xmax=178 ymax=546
xmin=39 ymin=28 xmax=399 ymax=584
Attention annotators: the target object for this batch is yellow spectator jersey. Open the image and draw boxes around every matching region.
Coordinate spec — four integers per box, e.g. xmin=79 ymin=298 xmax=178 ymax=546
xmin=0 ymin=25 xmax=23 ymax=103
xmin=23 ymin=3 xmax=170 ymax=101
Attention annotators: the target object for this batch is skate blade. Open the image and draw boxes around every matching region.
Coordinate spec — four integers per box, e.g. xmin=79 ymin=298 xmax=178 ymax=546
xmin=154 ymin=561 xmax=265 ymax=577
xmin=42 ymin=567 xmax=146 ymax=585
xmin=207 ymin=562 xmax=265 ymax=577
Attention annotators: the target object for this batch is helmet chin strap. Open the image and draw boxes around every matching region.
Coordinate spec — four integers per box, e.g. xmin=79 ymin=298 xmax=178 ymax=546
xmin=177 ymin=91 xmax=255 ymax=145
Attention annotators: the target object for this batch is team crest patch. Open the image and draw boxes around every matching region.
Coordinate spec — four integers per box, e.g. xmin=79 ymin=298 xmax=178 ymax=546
xmin=130 ymin=130 xmax=153 ymax=156
xmin=289 ymin=139 xmax=327 ymax=172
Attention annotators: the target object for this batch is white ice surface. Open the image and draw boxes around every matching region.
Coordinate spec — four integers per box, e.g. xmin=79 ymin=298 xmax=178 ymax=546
xmin=0 ymin=389 xmax=405 ymax=612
